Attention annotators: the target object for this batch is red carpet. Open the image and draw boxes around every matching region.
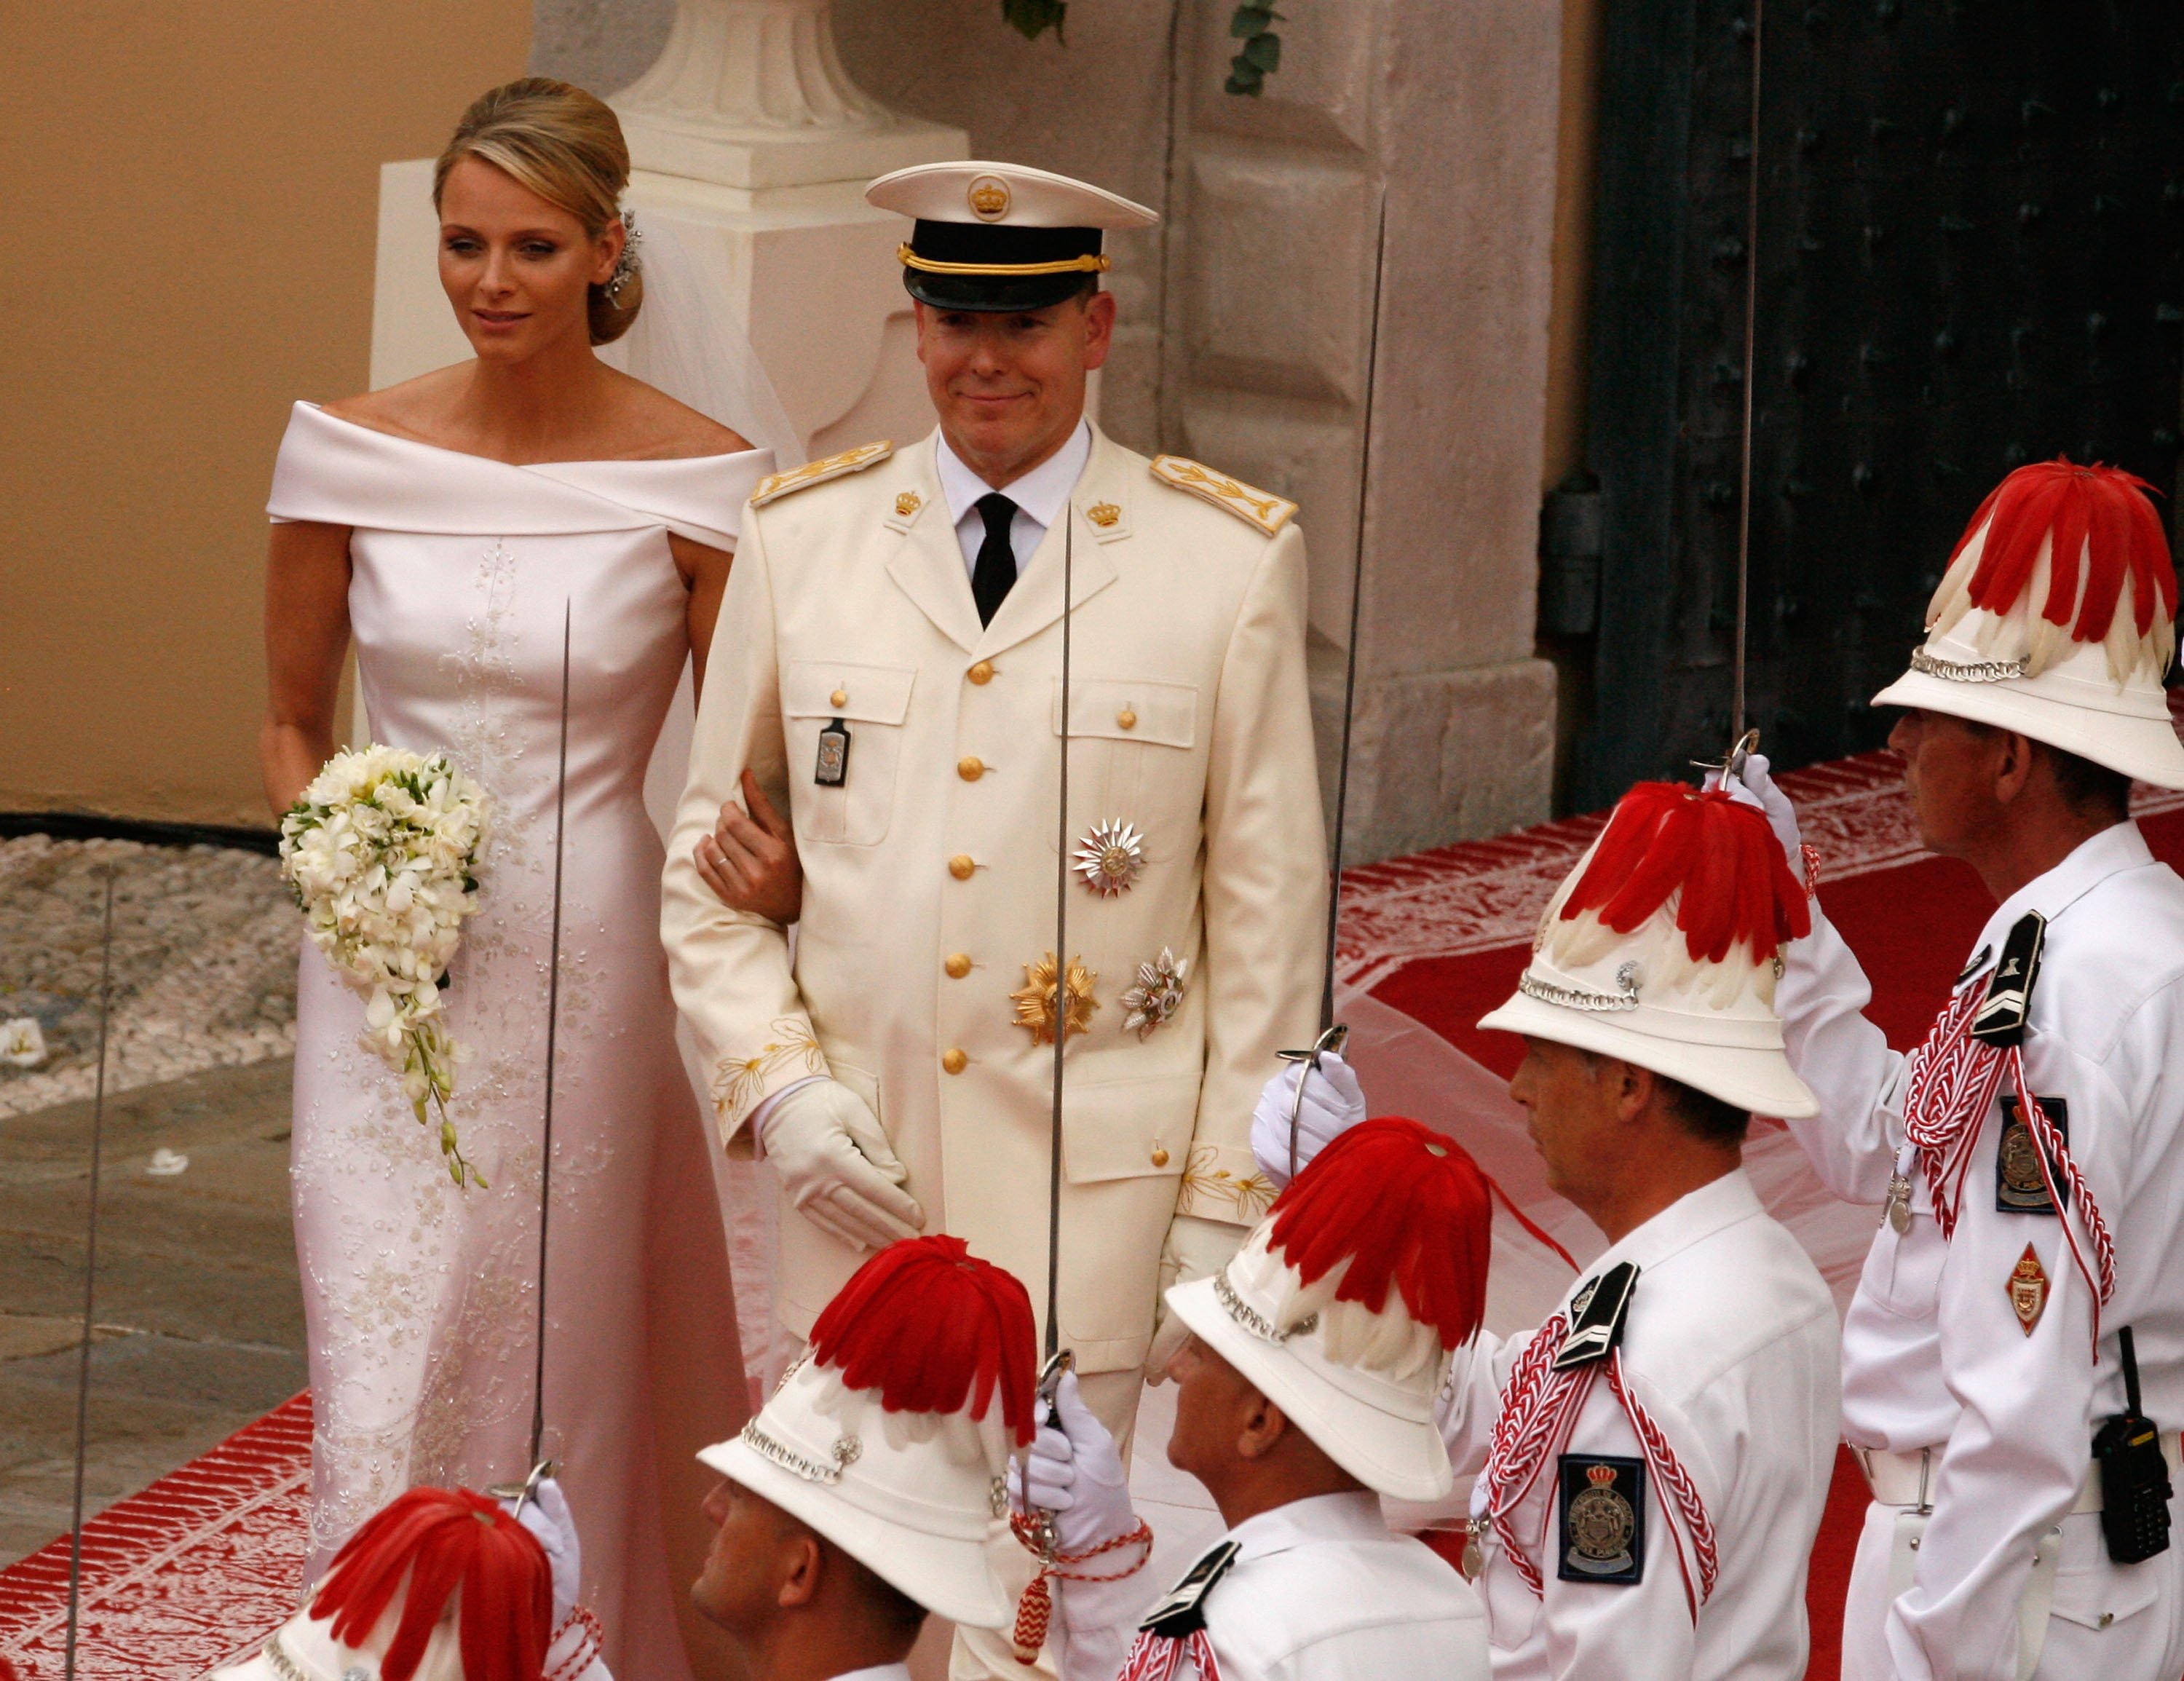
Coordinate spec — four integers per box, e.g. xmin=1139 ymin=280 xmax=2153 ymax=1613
xmin=8 ymin=751 xmax=2184 ymax=1678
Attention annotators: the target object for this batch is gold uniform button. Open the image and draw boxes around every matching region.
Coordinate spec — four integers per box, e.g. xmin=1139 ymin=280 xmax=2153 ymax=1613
xmin=829 ymin=687 xmax=848 ymax=708
xmin=1150 ymin=1146 xmax=1170 ymax=1168
xmin=968 ymin=660 xmax=995 ymax=685
xmin=958 ymin=756 xmax=985 ymax=781
xmin=1117 ymin=708 xmax=1138 ymax=730
xmin=949 ymin=854 xmax=976 ymax=880
xmin=944 ymin=953 xmax=973 ymax=978
xmin=942 ymin=1048 xmax=969 ymax=1075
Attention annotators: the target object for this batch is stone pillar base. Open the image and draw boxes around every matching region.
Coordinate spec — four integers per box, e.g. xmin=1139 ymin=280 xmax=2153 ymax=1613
xmin=1311 ymin=649 xmax=1558 ymax=865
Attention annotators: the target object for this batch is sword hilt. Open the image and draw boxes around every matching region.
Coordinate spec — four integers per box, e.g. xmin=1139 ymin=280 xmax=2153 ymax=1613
xmin=1691 ymin=727 xmax=1762 ymax=787
xmin=486 ymin=1457 xmax=561 ymax=1522
xmin=1276 ymin=1023 xmax=1351 ymax=1182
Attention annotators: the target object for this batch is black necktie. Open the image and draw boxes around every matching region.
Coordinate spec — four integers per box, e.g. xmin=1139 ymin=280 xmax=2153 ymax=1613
xmin=972 ymin=492 xmax=1018 ymax=627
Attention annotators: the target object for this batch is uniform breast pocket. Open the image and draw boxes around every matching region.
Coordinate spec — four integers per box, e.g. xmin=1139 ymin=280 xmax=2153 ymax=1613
xmin=1051 ymin=677 xmax=1198 ymax=821
xmin=785 ymin=661 xmax=916 ymax=847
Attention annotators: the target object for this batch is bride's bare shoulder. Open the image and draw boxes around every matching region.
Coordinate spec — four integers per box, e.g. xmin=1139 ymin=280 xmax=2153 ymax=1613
xmin=321 ymin=365 xmax=472 ymax=445
xmin=603 ymin=365 xmax=754 ymax=459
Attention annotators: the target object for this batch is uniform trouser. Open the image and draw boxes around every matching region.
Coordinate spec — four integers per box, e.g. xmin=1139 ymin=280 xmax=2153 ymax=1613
xmin=951 ymin=1369 xmax=1147 ymax=1681
xmin=1843 ymin=1496 xmax=2184 ymax=1681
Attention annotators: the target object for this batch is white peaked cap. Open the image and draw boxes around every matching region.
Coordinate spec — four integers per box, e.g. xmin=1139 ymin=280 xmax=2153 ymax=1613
xmin=1479 ymin=783 xmax=1819 ymax=1118
xmin=700 ymin=1235 xmax=1036 ymax=1631
xmin=1168 ymin=1117 xmax=1496 ymax=1503
xmin=1871 ymin=457 xmax=2184 ymax=788
xmin=866 ymin=160 xmax=1158 ymax=229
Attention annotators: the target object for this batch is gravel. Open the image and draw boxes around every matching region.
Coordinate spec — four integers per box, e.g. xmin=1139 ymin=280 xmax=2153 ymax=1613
xmin=0 ymin=836 xmax=298 ymax=1119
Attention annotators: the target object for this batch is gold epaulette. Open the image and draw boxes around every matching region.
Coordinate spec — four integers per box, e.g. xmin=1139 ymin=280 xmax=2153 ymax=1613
xmin=751 ymin=440 xmax=895 ymax=508
xmin=1148 ymin=454 xmax=1297 ymax=537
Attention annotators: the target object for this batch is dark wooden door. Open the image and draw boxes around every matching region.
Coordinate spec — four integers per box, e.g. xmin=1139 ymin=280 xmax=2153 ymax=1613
xmin=1568 ymin=0 xmax=2184 ymax=810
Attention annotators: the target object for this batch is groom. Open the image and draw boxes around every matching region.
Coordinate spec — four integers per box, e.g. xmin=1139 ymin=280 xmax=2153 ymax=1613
xmin=661 ymin=159 xmax=1323 ymax=1473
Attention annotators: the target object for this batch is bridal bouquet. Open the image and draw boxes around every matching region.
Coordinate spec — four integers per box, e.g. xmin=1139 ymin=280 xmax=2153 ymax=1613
xmin=280 ymin=746 xmax=491 ymax=1188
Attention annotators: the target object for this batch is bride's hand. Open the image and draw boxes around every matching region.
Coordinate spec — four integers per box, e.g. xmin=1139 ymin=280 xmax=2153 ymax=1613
xmin=695 ymin=769 xmax=804 ymax=925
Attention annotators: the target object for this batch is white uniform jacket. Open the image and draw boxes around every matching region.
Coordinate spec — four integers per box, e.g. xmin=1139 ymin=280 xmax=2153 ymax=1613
xmin=660 ymin=425 xmax=1326 ymax=1370
xmin=1074 ymin=1492 xmax=1488 ymax=1681
xmin=1441 ymin=1170 xmax=1840 ymax=1680
xmin=1773 ymin=819 xmax=2184 ymax=1679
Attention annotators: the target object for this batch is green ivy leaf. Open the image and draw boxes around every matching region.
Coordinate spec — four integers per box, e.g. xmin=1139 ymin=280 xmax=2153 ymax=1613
xmin=1230 ymin=4 xmax=1281 ymax=35
xmin=1002 ymin=0 xmax=1067 ymax=41
xmin=1226 ymin=58 xmax=1266 ymax=95
xmin=1241 ymin=31 xmax=1282 ymax=71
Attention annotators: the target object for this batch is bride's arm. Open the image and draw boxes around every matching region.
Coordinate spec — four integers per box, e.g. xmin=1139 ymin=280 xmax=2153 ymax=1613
xmin=261 ymin=518 xmax=355 ymax=815
xmin=670 ymin=532 xmax=733 ymax=697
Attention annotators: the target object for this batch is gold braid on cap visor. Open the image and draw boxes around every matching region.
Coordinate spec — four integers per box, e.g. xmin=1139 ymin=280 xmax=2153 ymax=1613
xmin=897 ymin=243 xmax=1112 ymax=277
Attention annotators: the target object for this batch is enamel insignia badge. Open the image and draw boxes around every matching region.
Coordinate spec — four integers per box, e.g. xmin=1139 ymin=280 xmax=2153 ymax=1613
xmin=2008 ymin=1243 xmax=2050 ymax=1336
xmin=1010 ymin=953 xmax=1098 ymax=1045
xmin=1559 ymin=1455 xmax=1645 ymax=1584
xmin=1996 ymin=1094 xmax=2068 ymax=1215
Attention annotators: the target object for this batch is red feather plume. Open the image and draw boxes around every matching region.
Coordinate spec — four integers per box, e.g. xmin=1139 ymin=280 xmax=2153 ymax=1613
xmin=1952 ymin=457 xmax=2174 ymax=641
xmin=1559 ymin=783 xmax=1811 ymax=965
xmin=808 ymin=1235 xmax=1038 ymax=1447
xmin=1267 ymin=1117 xmax=1491 ymax=1348
xmin=312 ymin=1486 xmax=551 ymax=1681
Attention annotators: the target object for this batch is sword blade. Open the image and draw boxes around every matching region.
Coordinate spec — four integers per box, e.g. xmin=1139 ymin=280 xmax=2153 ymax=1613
xmin=1730 ymin=0 xmax=1765 ymax=740
xmin=529 ymin=603 xmax=572 ymax=1472
xmin=1046 ymin=517 xmax=1073 ymax=1362
xmin=63 ymin=864 xmax=117 ymax=1681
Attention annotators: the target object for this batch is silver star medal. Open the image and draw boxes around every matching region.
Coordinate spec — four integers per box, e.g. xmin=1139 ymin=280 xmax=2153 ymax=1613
xmin=1073 ymin=818 xmax=1146 ymax=897
xmin=1121 ymin=947 xmax=1190 ymax=1039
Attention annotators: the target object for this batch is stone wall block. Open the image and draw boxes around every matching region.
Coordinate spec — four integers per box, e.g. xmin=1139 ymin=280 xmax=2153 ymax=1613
xmin=1184 ymin=143 xmax=1372 ymax=406
xmin=1187 ymin=0 xmax=1374 ymax=153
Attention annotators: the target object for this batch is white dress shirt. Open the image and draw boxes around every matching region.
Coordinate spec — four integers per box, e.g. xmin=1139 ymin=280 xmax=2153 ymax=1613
xmin=1773 ymin=819 xmax=2184 ymax=1680
xmin=934 ymin=418 xmax=1093 ymax=580
xmin=829 ymin=1666 xmax=913 ymax=1681
xmin=1441 ymin=1170 xmax=1840 ymax=1680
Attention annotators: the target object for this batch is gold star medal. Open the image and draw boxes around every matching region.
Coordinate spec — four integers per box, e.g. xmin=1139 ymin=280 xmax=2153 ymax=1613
xmin=1073 ymin=819 xmax=1145 ymax=897
xmin=1010 ymin=952 xmax=1098 ymax=1045
xmin=1120 ymin=946 xmax=1190 ymax=1040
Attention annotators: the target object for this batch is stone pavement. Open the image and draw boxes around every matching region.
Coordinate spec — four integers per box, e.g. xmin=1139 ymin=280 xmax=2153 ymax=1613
xmin=0 ymin=835 xmax=307 ymax=1567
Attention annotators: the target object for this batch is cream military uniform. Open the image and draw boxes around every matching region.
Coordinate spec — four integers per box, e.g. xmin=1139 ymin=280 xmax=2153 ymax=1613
xmin=660 ymin=421 xmax=1325 ymax=1373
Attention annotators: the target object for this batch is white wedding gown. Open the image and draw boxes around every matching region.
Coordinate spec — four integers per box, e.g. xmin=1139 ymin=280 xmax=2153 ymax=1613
xmin=269 ymin=401 xmax=772 ymax=1681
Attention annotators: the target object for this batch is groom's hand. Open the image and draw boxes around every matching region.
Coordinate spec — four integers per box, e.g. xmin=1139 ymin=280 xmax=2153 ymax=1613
xmin=760 ymin=1079 xmax=925 ymax=1251
xmin=695 ymin=768 xmax=804 ymax=925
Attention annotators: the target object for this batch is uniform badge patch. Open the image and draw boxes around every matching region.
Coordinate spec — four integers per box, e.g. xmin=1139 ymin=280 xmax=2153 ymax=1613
xmin=1995 ymin=1094 xmax=2069 ymax=1215
xmin=1073 ymin=819 xmax=1146 ymax=896
xmin=1120 ymin=946 xmax=1190 ymax=1040
xmin=1010 ymin=952 xmax=1099 ymax=1045
xmin=1137 ymin=1539 xmax=1242 ymax=1637
xmin=814 ymin=719 xmax=851 ymax=787
xmin=1559 ymin=1455 xmax=1645 ymax=1584
xmin=1553 ymin=1261 xmax=1640 ymax=1372
xmin=2008 ymin=1243 xmax=2050 ymax=1335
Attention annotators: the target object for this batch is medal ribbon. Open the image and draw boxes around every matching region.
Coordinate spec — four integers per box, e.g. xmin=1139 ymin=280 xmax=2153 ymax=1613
xmin=1477 ymin=1316 xmax=1717 ymax=1615
xmin=1902 ymin=974 xmax=2115 ymax=1350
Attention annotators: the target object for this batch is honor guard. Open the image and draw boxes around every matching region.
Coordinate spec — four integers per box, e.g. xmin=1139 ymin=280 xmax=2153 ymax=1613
xmin=1733 ymin=459 xmax=2184 ymax=1680
xmin=1262 ymin=781 xmax=1841 ymax=1677
xmin=660 ymin=152 xmax=1324 ymax=1605
xmin=213 ymin=1480 xmax=610 ymax=1681
xmin=690 ymin=1235 xmax=1037 ymax=1681
xmin=1025 ymin=1116 xmax=1494 ymax=1681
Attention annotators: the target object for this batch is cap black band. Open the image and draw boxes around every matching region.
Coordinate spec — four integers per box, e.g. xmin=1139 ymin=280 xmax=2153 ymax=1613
xmin=901 ymin=218 xmax=1109 ymax=312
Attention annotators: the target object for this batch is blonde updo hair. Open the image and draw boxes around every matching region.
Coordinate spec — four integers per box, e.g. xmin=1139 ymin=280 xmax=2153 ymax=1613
xmin=434 ymin=78 xmax=641 ymax=345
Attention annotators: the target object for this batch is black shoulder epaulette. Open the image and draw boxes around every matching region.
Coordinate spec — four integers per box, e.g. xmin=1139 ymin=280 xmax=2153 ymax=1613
xmin=1969 ymin=912 xmax=2046 ymax=1048
xmin=1553 ymin=1261 xmax=1639 ymax=1372
xmin=1136 ymin=1539 xmax=1243 ymax=1638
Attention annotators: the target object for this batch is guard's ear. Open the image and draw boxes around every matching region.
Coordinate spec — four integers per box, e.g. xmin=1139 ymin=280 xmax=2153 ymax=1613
xmin=777 ymin=1527 xmax=825 ymax=1609
xmin=1992 ymin=729 xmax=2039 ymax=808
xmin=1235 ymin=1386 xmax=1289 ymax=1462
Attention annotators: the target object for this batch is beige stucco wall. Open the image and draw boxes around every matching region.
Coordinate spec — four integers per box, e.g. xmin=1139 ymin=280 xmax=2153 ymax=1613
xmin=0 ymin=3 xmax=531 ymax=828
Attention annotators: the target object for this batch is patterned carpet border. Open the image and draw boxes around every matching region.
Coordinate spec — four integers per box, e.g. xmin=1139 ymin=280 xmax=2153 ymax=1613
xmin=0 ymin=1394 xmax=312 ymax=1679
xmin=1334 ymin=750 xmax=2184 ymax=992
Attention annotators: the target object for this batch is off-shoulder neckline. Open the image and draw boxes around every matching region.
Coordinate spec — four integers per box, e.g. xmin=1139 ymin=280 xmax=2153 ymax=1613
xmin=298 ymin=400 xmax=769 ymax=470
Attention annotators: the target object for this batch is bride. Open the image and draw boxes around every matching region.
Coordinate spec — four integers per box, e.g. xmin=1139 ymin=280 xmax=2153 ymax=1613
xmin=259 ymin=79 xmax=796 ymax=1681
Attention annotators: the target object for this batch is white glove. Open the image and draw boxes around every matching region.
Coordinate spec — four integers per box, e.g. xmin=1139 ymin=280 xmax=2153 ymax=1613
xmin=502 ymin=1476 xmax=581 ymax=1626
xmin=759 ymin=1079 xmax=924 ymax=1251
xmin=1250 ymin=1051 xmax=1366 ymax=1190
xmin=1146 ymin=1214 xmax=1245 ymax=1382
xmin=1015 ymin=1369 xmax=1138 ymax=1555
xmin=1706 ymin=751 xmax=1804 ymax=869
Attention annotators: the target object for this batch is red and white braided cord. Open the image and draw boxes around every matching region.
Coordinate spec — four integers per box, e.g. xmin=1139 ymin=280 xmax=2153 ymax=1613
xmin=1902 ymin=978 xmax=2114 ymax=1346
xmin=1607 ymin=1355 xmax=1717 ymax=1615
xmin=1118 ymin=1627 xmax=1220 ymax=1681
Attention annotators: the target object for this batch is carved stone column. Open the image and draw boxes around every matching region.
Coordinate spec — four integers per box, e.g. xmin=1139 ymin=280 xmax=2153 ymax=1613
xmin=612 ymin=0 xmax=962 ymax=189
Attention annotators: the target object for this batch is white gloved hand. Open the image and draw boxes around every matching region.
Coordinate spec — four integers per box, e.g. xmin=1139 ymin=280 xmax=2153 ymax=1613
xmin=1146 ymin=1214 xmax=1245 ymax=1383
xmin=502 ymin=1476 xmax=581 ymax=1626
xmin=759 ymin=1079 xmax=924 ymax=1251
xmin=1705 ymin=751 xmax=1805 ymax=870
xmin=1016 ymin=1369 xmax=1138 ymax=1556
xmin=1250 ymin=1051 xmax=1366 ymax=1190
